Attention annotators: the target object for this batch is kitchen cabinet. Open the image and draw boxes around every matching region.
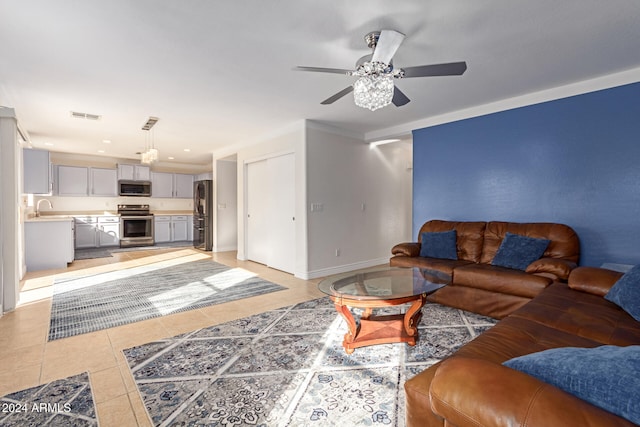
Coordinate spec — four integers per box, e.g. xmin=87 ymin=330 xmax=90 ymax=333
xmin=171 ymin=215 xmax=189 ymax=241
xmin=25 ymin=218 xmax=74 ymax=271
xmin=174 ymin=174 xmax=194 ymax=198
xmin=154 ymin=215 xmax=189 ymax=242
xmin=151 ymin=172 xmax=194 ymax=198
xmin=154 ymin=215 xmax=172 ymax=243
xmin=75 ymin=216 xmax=120 ymax=248
xmin=90 ymin=168 xmax=118 ymax=196
xmin=74 ymin=217 xmax=98 ymax=248
xmin=57 ymin=165 xmax=89 ymax=196
xmin=151 ymin=172 xmax=174 ymax=198
xmin=23 ymin=148 xmax=52 ymax=194
xmin=97 ymin=216 xmax=120 ymax=246
xmin=187 ymin=215 xmax=193 ymax=241
xmin=118 ymin=164 xmax=150 ymax=181
xmin=195 ymin=172 xmax=213 ymax=181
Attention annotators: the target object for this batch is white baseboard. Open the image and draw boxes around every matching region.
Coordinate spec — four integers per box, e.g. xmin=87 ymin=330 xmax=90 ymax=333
xmin=297 ymin=257 xmax=390 ymax=280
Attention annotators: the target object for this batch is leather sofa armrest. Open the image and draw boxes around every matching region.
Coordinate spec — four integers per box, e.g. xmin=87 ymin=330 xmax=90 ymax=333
xmin=391 ymin=242 xmax=421 ymax=257
xmin=525 ymin=258 xmax=576 ymax=281
xmin=430 ymin=357 xmax=635 ymax=427
xmin=568 ymin=266 xmax=624 ymax=297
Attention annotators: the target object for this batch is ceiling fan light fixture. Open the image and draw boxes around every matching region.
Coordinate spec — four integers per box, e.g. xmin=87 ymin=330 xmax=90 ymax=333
xmin=353 ymin=74 xmax=394 ymax=111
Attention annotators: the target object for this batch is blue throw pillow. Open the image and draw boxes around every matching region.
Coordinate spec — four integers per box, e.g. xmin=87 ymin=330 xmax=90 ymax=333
xmin=605 ymin=264 xmax=640 ymax=322
xmin=419 ymin=230 xmax=457 ymax=260
xmin=491 ymin=232 xmax=550 ymax=271
xmin=503 ymin=345 xmax=640 ymax=425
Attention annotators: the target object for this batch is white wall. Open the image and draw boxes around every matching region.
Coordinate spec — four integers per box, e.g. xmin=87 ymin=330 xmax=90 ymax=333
xmin=212 ymin=120 xmax=411 ymax=279
xmin=0 ymin=109 xmax=21 ymax=313
xmin=221 ymin=121 xmax=307 ymax=276
xmin=214 ymin=159 xmax=237 ymax=251
xmin=305 ymin=123 xmax=412 ymax=277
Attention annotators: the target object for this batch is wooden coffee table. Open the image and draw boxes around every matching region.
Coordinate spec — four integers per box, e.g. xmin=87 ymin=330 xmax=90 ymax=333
xmin=318 ymin=267 xmax=450 ymax=354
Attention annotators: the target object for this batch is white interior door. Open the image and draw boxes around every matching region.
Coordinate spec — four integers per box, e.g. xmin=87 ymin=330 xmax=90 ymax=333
xmin=246 ymin=159 xmax=270 ymax=265
xmin=267 ymin=153 xmax=296 ymax=273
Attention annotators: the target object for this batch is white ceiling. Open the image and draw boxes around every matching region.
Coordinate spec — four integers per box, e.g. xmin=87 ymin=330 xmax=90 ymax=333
xmin=1 ymin=1 xmax=639 ymax=166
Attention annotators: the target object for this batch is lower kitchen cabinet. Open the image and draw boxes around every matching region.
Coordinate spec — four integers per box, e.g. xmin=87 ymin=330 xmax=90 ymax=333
xmin=154 ymin=215 xmax=190 ymax=242
xmin=75 ymin=217 xmax=98 ymax=248
xmin=74 ymin=216 xmax=120 ymax=248
xmin=97 ymin=216 xmax=120 ymax=246
xmin=154 ymin=216 xmax=172 ymax=243
xmin=172 ymin=215 xmax=189 ymax=241
xmin=25 ymin=219 xmax=75 ymax=271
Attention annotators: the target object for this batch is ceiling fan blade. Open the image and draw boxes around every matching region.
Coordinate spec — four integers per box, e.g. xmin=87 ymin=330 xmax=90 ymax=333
xmin=321 ymin=86 xmax=354 ymax=105
xmin=371 ymin=30 xmax=405 ymax=65
xmin=401 ymin=61 xmax=467 ymax=78
xmin=392 ymin=86 xmax=410 ymax=107
xmin=294 ymin=66 xmax=352 ymax=75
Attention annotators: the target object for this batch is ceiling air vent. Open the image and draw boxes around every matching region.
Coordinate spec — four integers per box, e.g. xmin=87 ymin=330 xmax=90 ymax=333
xmin=70 ymin=111 xmax=101 ymax=120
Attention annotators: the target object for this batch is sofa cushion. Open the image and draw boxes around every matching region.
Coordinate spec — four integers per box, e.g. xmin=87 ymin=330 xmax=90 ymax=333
xmin=454 ymin=263 xmax=552 ymax=298
xmin=605 ymin=264 xmax=640 ymax=322
xmin=480 ymin=222 xmax=579 ymax=265
xmin=418 ymin=220 xmax=486 ymax=263
xmin=419 ymin=230 xmax=457 ymax=260
xmin=390 ymin=256 xmax=471 ymax=276
xmin=525 ymin=257 xmax=577 ymax=281
xmin=511 ymin=283 xmax=640 ymax=346
xmin=503 ymin=345 xmax=640 ymax=425
xmin=491 ymin=232 xmax=550 ymax=271
xmin=569 ymin=266 xmax=623 ymax=297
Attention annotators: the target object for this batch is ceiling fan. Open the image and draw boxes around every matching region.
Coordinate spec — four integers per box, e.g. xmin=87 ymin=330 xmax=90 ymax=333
xmin=294 ymin=30 xmax=467 ymax=110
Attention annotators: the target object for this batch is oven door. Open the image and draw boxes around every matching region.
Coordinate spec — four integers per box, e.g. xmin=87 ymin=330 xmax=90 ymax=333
xmin=119 ymin=215 xmax=154 ymax=247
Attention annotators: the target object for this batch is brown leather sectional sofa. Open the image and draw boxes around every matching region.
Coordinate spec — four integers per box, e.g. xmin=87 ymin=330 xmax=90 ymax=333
xmin=404 ymin=266 xmax=640 ymax=427
xmin=391 ymin=220 xmax=580 ymax=318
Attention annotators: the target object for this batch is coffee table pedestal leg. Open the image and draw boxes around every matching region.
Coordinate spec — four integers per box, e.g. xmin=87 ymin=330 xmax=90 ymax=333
xmin=331 ymin=294 xmax=426 ymax=354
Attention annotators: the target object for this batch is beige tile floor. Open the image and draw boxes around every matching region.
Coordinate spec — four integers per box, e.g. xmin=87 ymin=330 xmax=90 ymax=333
xmin=1 ymin=248 xmax=325 ymax=426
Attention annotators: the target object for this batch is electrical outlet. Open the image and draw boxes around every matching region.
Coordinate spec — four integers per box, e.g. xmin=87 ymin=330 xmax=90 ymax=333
xmin=335 ymin=248 xmax=340 ymax=257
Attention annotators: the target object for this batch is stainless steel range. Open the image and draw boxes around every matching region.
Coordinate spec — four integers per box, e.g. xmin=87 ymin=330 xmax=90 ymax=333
xmin=118 ymin=204 xmax=154 ymax=247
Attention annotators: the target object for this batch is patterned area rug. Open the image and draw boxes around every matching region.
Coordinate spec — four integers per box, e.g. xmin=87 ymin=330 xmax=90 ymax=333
xmin=0 ymin=372 xmax=97 ymax=426
xmin=48 ymin=259 xmax=286 ymax=341
xmin=74 ymin=242 xmax=194 ymax=260
xmin=123 ymin=298 xmax=497 ymax=426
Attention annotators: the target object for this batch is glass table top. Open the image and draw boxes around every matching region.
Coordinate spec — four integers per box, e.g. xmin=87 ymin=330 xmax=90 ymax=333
xmin=318 ymin=266 xmax=451 ymax=301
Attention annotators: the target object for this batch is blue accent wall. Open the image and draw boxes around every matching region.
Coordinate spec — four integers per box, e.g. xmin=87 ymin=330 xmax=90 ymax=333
xmin=412 ymin=82 xmax=640 ymax=267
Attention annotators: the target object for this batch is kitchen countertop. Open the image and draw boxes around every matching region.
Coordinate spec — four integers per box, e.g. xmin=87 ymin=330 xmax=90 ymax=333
xmin=25 ymin=215 xmax=75 ymax=222
xmin=28 ymin=210 xmax=193 ymax=221
xmin=151 ymin=210 xmax=193 ymax=215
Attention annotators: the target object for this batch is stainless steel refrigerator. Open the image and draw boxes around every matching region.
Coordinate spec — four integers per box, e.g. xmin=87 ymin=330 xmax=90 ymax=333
xmin=193 ymin=179 xmax=213 ymax=251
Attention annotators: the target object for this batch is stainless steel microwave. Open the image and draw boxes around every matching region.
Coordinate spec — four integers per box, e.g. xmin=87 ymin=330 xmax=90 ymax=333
xmin=118 ymin=180 xmax=151 ymax=197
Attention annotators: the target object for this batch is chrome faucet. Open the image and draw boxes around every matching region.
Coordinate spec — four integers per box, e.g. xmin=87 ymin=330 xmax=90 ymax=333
xmin=35 ymin=198 xmax=53 ymax=217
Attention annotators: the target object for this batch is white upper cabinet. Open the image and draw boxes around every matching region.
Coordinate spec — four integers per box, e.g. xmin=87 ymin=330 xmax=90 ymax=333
xmin=118 ymin=164 xmax=150 ymax=181
xmin=174 ymin=174 xmax=194 ymax=198
xmin=151 ymin=172 xmax=194 ymax=198
xmin=195 ymin=172 xmax=213 ymax=181
xmin=90 ymin=168 xmax=117 ymax=196
xmin=57 ymin=165 xmax=89 ymax=196
xmin=23 ymin=148 xmax=52 ymax=194
xmin=151 ymin=172 xmax=173 ymax=198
